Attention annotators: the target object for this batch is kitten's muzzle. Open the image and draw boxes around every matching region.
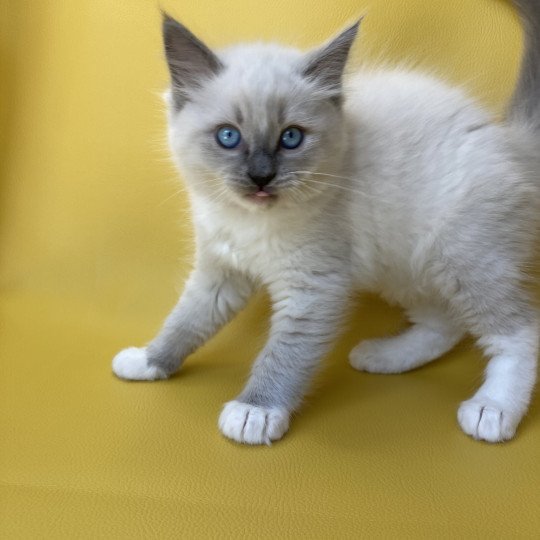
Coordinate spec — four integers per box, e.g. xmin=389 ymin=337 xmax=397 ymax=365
xmin=247 ymin=149 xmax=276 ymax=188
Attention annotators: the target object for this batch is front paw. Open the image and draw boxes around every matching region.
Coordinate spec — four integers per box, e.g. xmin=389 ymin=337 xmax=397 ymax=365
xmin=112 ymin=347 xmax=168 ymax=381
xmin=218 ymin=400 xmax=289 ymax=445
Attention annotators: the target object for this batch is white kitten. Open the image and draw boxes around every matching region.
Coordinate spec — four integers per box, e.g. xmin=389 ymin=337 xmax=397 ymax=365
xmin=113 ymin=2 xmax=540 ymax=445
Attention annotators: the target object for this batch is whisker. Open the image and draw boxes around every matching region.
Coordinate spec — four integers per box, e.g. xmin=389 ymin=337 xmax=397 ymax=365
xmin=157 ymin=188 xmax=187 ymax=207
xmin=156 ymin=176 xmax=220 ymax=207
xmin=284 ymin=170 xmax=373 ymax=198
xmin=287 ymin=170 xmax=361 ymax=183
xmin=205 ymin=185 xmax=230 ymax=206
xmin=301 ymin=178 xmax=374 ymax=198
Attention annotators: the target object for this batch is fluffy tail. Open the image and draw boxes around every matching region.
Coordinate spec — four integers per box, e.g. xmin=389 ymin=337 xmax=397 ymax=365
xmin=508 ymin=1 xmax=540 ymax=130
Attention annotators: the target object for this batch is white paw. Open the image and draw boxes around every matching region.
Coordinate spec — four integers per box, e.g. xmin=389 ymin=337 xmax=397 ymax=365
xmin=112 ymin=347 xmax=168 ymax=381
xmin=457 ymin=398 xmax=520 ymax=443
xmin=349 ymin=339 xmax=402 ymax=374
xmin=218 ymin=400 xmax=289 ymax=445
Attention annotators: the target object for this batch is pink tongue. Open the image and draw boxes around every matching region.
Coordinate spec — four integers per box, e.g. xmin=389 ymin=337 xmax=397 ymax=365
xmin=255 ymin=191 xmax=270 ymax=198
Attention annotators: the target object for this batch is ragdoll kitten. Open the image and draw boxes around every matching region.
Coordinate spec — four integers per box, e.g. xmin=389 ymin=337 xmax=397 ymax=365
xmin=113 ymin=1 xmax=540 ymax=445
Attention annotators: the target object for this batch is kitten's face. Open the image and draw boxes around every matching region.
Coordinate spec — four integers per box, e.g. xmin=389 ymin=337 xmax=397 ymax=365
xmin=163 ymin=16 xmax=358 ymax=211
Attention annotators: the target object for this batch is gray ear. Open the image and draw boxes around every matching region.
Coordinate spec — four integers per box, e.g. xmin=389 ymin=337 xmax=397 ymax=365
xmin=162 ymin=13 xmax=223 ymax=109
xmin=302 ymin=21 xmax=361 ymax=97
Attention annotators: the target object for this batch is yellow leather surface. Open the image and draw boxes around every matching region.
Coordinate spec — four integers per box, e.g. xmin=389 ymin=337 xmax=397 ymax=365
xmin=2 ymin=0 xmax=539 ymax=537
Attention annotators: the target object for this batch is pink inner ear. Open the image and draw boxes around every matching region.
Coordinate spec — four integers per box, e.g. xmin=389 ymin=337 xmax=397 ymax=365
xmin=255 ymin=191 xmax=271 ymax=197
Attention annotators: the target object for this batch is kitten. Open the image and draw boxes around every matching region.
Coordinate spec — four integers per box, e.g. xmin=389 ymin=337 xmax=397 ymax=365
xmin=113 ymin=1 xmax=540 ymax=445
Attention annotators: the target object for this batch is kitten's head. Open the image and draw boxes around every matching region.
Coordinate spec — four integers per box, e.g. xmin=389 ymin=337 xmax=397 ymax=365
xmin=162 ymin=14 xmax=359 ymax=211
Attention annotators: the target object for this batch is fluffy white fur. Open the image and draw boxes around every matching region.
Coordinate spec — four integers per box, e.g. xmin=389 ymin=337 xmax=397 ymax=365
xmin=218 ymin=401 xmax=289 ymax=445
xmin=112 ymin=347 xmax=167 ymax=380
xmin=113 ymin=4 xmax=540 ymax=445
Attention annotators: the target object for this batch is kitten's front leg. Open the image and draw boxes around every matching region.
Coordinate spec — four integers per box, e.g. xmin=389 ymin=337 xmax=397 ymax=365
xmin=219 ymin=273 xmax=350 ymax=445
xmin=112 ymin=261 xmax=253 ymax=380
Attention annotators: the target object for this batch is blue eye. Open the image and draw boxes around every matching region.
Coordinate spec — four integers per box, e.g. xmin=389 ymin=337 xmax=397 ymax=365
xmin=216 ymin=126 xmax=241 ymax=149
xmin=280 ymin=126 xmax=304 ymax=149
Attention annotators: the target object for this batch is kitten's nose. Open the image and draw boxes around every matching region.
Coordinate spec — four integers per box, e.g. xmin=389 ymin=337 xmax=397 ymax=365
xmin=248 ymin=172 xmax=276 ymax=188
xmin=247 ymin=149 xmax=276 ymax=188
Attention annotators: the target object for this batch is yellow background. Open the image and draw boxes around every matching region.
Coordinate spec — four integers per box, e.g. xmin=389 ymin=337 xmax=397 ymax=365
xmin=2 ymin=0 xmax=539 ymax=537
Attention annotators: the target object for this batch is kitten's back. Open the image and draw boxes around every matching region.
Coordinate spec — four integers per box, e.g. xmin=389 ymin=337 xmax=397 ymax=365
xmin=344 ymin=68 xmax=538 ymax=299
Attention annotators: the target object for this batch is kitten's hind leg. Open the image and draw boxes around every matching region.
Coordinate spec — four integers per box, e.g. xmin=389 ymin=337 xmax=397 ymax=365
xmin=436 ymin=259 xmax=539 ymax=442
xmin=349 ymin=306 xmax=464 ymax=374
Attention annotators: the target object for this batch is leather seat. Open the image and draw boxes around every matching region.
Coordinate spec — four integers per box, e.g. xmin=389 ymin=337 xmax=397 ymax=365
xmin=2 ymin=0 xmax=539 ymax=536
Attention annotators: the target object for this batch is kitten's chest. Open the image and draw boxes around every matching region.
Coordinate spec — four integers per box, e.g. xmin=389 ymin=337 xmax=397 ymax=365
xmin=201 ymin=218 xmax=296 ymax=280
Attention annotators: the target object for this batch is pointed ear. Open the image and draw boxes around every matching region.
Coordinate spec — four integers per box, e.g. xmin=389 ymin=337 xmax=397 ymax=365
xmin=162 ymin=13 xmax=223 ymax=109
xmin=302 ymin=20 xmax=361 ymax=97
